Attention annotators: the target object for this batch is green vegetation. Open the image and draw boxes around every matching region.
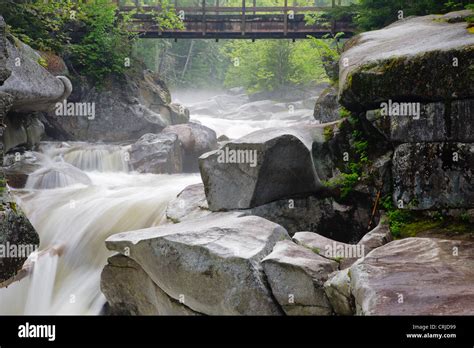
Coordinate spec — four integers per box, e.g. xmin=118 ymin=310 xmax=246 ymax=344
xmin=323 ymin=125 xmax=334 ymax=141
xmin=323 ymin=114 xmax=370 ymax=199
xmin=380 ymin=197 xmax=473 ymax=239
xmin=221 ymin=39 xmax=328 ymax=93
xmin=380 ymin=196 xmax=414 ymax=239
xmin=323 ymin=0 xmax=471 ymax=32
xmin=306 ymin=33 xmax=344 ymax=84
xmin=0 ymin=0 xmax=183 ymax=83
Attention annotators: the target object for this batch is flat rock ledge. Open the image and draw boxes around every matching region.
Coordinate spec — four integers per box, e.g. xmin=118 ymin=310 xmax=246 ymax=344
xmin=103 ymin=212 xmax=290 ymax=315
xmin=324 ymin=237 xmax=474 ymax=315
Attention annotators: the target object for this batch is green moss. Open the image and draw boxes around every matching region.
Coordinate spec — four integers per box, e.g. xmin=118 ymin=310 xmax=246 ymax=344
xmin=399 ymin=219 xmax=473 ymax=239
xmin=37 ymin=56 xmax=48 ymax=68
xmin=323 ymin=126 xmax=334 ymax=141
xmin=399 ymin=220 xmax=440 ymax=238
xmin=339 ymin=107 xmax=351 ymax=119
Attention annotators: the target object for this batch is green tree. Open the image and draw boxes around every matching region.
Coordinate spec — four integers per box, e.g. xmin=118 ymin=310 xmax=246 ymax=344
xmin=332 ymin=0 xmax=471 ymax=31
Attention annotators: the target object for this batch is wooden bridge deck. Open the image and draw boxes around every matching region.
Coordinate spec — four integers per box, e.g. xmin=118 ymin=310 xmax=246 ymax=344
xmin=118 ymin=1 xmax=355 ymax=39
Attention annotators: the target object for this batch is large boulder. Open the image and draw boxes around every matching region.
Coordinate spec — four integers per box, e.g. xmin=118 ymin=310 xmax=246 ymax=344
xmin=262 ymin=240 xmax=338 ymax=315
xmin=129 ymin=133 xmax=183 ymax=174
xmin=3 ymin=113 xmax=45 ymax=152
xmin=101 ymin=254 xmax=200 ymax=315
xmin=339 ymin=11 xmax=474 ymax=111
xmin=104 ymin=213 xmax=290 ymax=315
xmin=0 ymin=36 xmax=71 ymax=113
xmin=392 ymin=142 xmax=474 ymax=210
xmin=162 ymin=122 xmax=217 ymax=172
xmin=25 ymin=162 xmax=92 ymax=190
xmin=199 ymin=126 xmax=324 ymax=211
xmin=44 ymin=70 xmax=189 ymax=142
xmin=326 ymin=238 xmax=474 ymax=315
xmin=0 ymin=193 xmax=39 ymax=283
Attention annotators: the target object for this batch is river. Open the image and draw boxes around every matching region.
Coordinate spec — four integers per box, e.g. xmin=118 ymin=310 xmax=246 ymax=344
xmin=0 ymin=90 xmax=316 ymax=314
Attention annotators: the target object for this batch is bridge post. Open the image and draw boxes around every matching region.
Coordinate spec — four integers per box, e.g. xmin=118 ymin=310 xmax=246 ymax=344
xmin=331 ymin=0 xmax=336 ymax=33
xmin=241 ymin=0 xmax=246 ymax=36
xmin=283 ymin=0 xmax=288 ymax=36
xmin=202 ymin=0 xmax=206 ymax=36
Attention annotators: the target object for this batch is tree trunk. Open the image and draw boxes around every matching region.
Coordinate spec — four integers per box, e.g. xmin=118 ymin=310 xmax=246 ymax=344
xmin=181 ymin=40 xmax=195 ymax=79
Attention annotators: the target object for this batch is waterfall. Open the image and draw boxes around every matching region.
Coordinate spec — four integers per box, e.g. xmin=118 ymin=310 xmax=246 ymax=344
xmin=0 ymin=144 xmax=201 ymax=315
xmin=62 ymin=146 xmax=130 ymax=173
xmin=37 ymin=142 xmax=131 ymax=173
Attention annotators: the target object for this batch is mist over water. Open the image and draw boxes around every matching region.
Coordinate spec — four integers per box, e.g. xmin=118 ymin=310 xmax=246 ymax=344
xmin=0 ymin=89 xmax=314 ymax=315
xmin=173 ymin=88 xmax=317 ymax=139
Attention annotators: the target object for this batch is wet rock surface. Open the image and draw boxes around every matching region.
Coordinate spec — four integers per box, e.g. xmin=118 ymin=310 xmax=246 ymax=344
xmin=199 ymin=126 xmax=324 ymax=211
xmin=326 ymin=238 xmax=474 ymax=315
xmin=262 ymin=240 xmax=338 ymax=315
xmin=392 ymin=142 xmax=474 ymax=210
xmin=104 ymin=213 xmax=290 ymax=315
xmin=339 ymin=11 xmax=474 ymax=111
xmin=129 ymin=133 xmax=183 ymax=174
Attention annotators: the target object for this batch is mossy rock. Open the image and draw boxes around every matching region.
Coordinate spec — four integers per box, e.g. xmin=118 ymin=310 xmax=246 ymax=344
xmin=339 ymin=11 xmax=474 ymax=111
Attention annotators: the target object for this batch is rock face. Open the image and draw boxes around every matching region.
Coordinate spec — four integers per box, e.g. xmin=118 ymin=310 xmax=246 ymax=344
xmin=366 ymin=99 xmax=474 ymax=143
xmin=162 ymin=122 xmax=217 ymax=172
xmin=45 ymin=70 xmax=189 ymax=142
xmin=0 ymin=16 xmax=39 ymax=284
xmin=199 ymin=126 xmax=323 ymax=211
xmin=104 ymin=213 xmax=290 ymax=315
xmin=129 ymin=133 xmax=183 ymax=174
xmin=249 ymin=196 xmax=373 ymax=242
xmin=166 ymin=183 xmax=374 ymax=242
xmin=262 ymin=240 xmax=338 ymax=315
xmin=0 ymin=32 xmax=71 ymax=152
xmin=392 ymin=142 xmax=473 ymax=210
xmin=313 ymin=86 xmax=341 ymax=123
xmin=0 ymin=36 xmax=72 ymax=113
xmin=0 ymin=193 xmax=39 ymax=283
xmin=326 ymin=238 xmax=474 ymax=315
xmin=339 ymin=10 xmax=474 ymax=111
xmin=101 ymin=254 xmax=199 ymax=315
xmin=3 ymin=112 xmax=45 ymax=152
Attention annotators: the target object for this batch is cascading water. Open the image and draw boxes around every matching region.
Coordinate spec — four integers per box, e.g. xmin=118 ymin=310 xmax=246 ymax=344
xmin=0 ymin=90 xmax=315 ymax=315
xmin=0 ymin=144 xmax=201 ymax=315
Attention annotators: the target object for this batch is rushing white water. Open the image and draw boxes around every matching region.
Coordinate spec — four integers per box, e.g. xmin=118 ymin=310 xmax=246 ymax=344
xmin=0 ymin=149 xmax=201 ymax=315
xmin=174 ymin=89 xmax=317 ymax=139
xmin=0 ymin=90 xmax=315 ymax=315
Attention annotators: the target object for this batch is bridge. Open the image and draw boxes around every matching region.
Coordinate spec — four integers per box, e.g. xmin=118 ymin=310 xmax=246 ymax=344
xmin=118 ymin=0 xmax=355 ymax=40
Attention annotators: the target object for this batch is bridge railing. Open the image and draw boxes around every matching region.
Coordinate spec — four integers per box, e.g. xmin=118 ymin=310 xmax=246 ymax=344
xmin=117 ymin=0 xmax=346 ymax=15
xmin=116 ymin=0 xmax=352 ymax=38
